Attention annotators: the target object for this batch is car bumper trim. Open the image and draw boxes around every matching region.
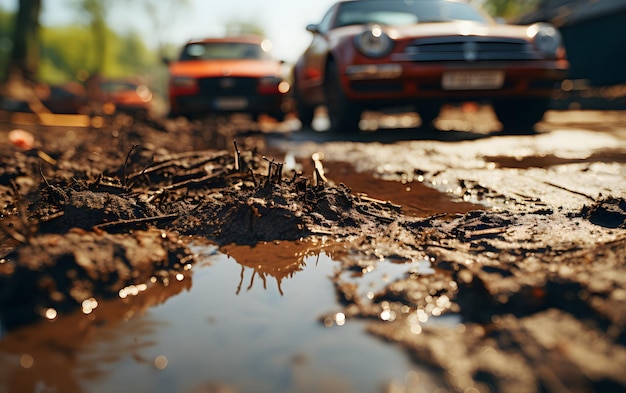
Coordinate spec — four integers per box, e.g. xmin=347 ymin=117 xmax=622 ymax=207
xmin=345 ymin=64 xmax=403 ymax=80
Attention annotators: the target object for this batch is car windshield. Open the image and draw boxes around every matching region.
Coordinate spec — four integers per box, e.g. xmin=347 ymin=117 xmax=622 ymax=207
xmin=179 ymin=42 xmax=269 ymax=61
xmin=334 ymin=0 xmax=489 ymax=28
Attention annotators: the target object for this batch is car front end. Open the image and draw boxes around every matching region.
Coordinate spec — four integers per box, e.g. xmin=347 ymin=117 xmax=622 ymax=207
xmin=167 ymin=38 xmax=291 ymax=121
xmin=335 ymin=21 xmax=568 ymax=105
xmin=168 ymin=69 xmax=290 ymax=120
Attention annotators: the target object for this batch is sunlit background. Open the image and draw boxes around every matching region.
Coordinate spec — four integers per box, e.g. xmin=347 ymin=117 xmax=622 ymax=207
xmin=0 ymin=0 xmax=339 ymax=62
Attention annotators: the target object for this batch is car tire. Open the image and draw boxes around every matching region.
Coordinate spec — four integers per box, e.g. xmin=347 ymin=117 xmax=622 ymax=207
xmin=292 ymin=77 xmax=316 ymax=129
xmin=271 ymin=111 xmax=287 ymax=123
xmin=493 ymin=99 xmax=549 ymax=134
xmin=325 ymin=61 xmax=362 ymax=133
xmin=295 ymin=99 xmax=315 ymax=129
xmin=417 ymin=103 xmax=440 ymax=129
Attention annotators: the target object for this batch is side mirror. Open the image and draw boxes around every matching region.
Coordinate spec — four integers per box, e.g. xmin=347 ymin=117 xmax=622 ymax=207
xmin=161 ymin=56 xmax=171 ymax=65
xmin=306 ymin=24 xmax=320 ymax=34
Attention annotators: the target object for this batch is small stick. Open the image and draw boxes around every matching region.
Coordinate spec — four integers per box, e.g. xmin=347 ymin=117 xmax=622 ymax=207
xmin=248 ymin=167 xmax=257 ymax=187
xmin=123 ymin=144 xmax=139 ymax=188
xmin=233 ymin=140 xmax=241 ymax=172
xmin=39 ymin=163 xmax=51 ymax=188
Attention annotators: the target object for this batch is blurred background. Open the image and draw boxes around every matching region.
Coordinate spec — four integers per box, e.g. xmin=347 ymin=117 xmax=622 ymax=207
xmin=0 ymin=0 xmax=624 ymax=117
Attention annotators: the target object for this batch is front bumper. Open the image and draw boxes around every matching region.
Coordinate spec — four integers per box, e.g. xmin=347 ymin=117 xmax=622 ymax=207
xmin=170 ymin=93 xmax=286 ymax=118
xmin=342 ymin=60 xmax=569 ymax=104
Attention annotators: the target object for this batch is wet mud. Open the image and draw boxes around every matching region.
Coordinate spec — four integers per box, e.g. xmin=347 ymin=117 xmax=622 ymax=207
xmin=1 ymin=111 xmax=626 ymax=393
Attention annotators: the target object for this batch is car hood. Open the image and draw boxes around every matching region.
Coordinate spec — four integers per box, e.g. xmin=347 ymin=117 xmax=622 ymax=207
xmin=393 ymin=21 xmax=531 ymax=40
xmin=335 ymin=21 xmax=531 ymax=41
xmin=169 ymin=59 xmax=282 ymax=78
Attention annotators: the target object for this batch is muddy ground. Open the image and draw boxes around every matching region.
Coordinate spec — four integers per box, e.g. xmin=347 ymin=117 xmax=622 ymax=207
xmin=1 ymin=108 xmax=625 ymax=393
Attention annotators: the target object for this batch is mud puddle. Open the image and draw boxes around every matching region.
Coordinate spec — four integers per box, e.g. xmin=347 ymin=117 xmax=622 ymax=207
xmin=0 ymin=239 xmax=433 ymax=393
xmin=302 ymin=160 xmax=483 ymax=218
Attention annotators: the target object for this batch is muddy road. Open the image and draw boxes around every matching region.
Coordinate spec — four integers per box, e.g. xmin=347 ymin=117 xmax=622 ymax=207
xmin=0 ymin=107 xmax=625 ymax=393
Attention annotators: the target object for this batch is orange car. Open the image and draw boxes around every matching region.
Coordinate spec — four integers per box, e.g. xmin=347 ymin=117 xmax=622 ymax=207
xmin=165 ymin=36 xmax=290 ymax=121
xmin=293 ymin=0 xmax=569 ymax=132
xmin=98 ymin=79 xmax=154 ymax=116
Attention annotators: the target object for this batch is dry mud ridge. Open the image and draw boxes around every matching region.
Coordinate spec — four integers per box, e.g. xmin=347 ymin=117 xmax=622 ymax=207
xmin=1 ymin=114 xmax=625 ymax=393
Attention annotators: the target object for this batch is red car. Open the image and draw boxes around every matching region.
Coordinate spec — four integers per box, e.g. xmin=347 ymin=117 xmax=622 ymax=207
xmin=293 ymin=0 xmax=569 ymax=132
xmin=165 ymin=36 xmax=291 ymax=121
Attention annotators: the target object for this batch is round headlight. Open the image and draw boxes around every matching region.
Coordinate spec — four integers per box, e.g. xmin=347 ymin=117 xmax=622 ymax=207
xmin=528 ymin=23 xmax=562 ymax=58
xmin=354 ymin=24 xmax=393 ymax=58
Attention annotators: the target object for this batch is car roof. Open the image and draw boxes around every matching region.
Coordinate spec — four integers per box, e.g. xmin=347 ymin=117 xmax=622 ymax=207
xmin=185 ymin=35 xmax=266 ymax=46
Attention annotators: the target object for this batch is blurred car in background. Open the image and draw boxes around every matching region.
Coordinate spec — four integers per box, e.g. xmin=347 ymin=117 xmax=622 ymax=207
xmin=165 ymin=35 xmax=290 ymax=121
xmin=42 ymin=82 xmax=87 ymax=114
xmin=98 ymin=79 xmax=154 ymax=117
xmin=293 ymin=0 xmax=569 ymax=132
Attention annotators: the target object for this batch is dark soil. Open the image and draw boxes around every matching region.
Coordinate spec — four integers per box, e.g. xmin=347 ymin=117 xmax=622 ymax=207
xmin=1 ymin=112 xmax=626 ymax=393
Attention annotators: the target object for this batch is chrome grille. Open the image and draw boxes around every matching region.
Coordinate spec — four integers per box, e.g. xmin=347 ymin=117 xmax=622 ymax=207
xmin=399 ymin=36 xmax=540 ymax=62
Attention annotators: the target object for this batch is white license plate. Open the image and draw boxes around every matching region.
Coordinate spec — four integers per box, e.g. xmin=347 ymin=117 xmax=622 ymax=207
xmin=214 ymin=97 xmax=248 ymax=110
xmin=442 ymin=71 xmax=505 ymax=90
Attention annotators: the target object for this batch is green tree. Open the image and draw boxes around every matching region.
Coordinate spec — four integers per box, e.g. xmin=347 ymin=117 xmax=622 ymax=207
xmin=39 ymin=25 xmax=159 ymax=84
xmin=7 ymin=0 xmax=42 ymax=81
xmin=0 ymin=8 xmax=15 ymax=82
xmin=480 ymin=0 xmax=540 ymax=19
xmin=76 ymin=0 xmax=107 ymax=75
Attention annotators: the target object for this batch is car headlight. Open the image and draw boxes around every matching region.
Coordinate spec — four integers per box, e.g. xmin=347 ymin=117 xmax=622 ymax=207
xmin=354 ymin=24 xmax=393 ymax=58
xmin=528 ymin=23 xmax=562 ymax=58
xmin=258 ymin=76 xmax=290 ymax=94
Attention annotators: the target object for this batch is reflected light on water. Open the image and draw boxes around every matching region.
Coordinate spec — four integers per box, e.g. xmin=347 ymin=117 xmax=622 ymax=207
xmin=379 ymin=302 xmax=397 ymax=322
xmin=20 ymin=354 xmax=34 ymax=368
xmin=118 ymin=284 xmax=148 ymax=299
xmin=154 ymin=355 xmax=168 ymax=370
xmin=44 ymin=308 xmax=57 ymax=320
xmin=323 ymin=312 xmax=347 ymax=327
xmin=81 ymin=298 xmax=99 ymax=314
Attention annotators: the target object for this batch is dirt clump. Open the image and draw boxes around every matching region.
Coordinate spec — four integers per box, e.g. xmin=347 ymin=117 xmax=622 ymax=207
xmin=0 ymin=114 xmax=408 ymax=329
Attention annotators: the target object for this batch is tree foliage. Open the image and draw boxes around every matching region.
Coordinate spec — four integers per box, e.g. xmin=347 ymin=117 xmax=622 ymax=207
xmin=479 ymin=0 xmax=540 ymax=19
xmin=7 ymin=0 xmax=42 ymax=81
xmin=38 ymin=25 xmax=156 ymax=85
xmin=0 ymin=9 xmax=15 ymax=82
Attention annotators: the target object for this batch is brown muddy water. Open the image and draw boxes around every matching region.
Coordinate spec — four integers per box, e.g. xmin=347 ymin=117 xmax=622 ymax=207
xmin=0 ymin=238 xmax=442 ymax=393
xmin=0 ymin=156 xmax=473 ymax=393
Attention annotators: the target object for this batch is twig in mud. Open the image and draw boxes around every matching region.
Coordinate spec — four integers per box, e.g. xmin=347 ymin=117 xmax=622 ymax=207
xmin=36 ymin=150 xmax=57 ymax=166
xmin=233 ymin=140 xmax=242 ymax=172
xmin=357 ymin=194 xmax=402 ymax=211
xmin=123 ymin=144 xmax=139 ymax=188
xmin=263 ymin=156 xmax=273 ymax=179
xmin=127 ymin=156 xmax=155 ymax=188
xmin=263 ymin=156 xmax=282 ymax=185
xmin=156 ymin=169 xmax=228 ymax=192
xmin=0 ymin=221 xmax=28 ymax=244
xmin=313 ymin=167 xmax=326 ymax=188
xmin=275 ymin=162 xmax=284 ymax=184
xmin=39 ymin=163 xmax=51 ymax=188
xmin=311 ymin=153 xmax=327 ymax=186
xmin=93 ymin=214 xmax=179 ymax=232
xmin=249 ymin=167 xmax=257 ymax=187
xmin=542 ymin=181 xmax=595 ymax=201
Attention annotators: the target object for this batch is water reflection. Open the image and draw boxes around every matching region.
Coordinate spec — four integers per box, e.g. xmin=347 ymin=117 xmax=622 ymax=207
xmin=221 ymin=239 xmax=325 ymax=295
xmin=0 ymin=274 xmax=190 ymax=393
xmin=0 ymin=239 xmax=421 ymax=393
